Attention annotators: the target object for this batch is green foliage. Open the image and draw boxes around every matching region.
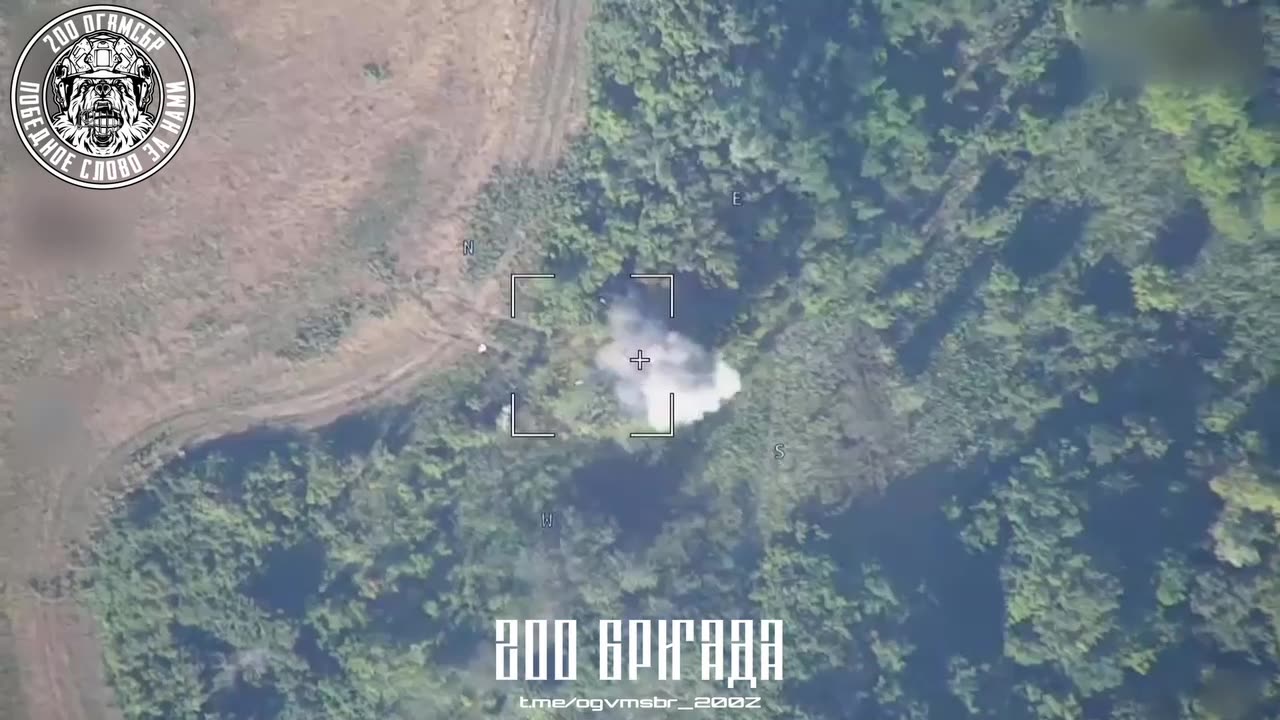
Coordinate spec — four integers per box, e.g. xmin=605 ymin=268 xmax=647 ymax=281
xmin=1154 ymin=554 xmax=1191 ymax=608
xmin=1141 ymin=85 xmax=1278 ymax=243
xmin=463 ymin=169 xmax=575 ymax=280
xmin=278 ymin=294 xmax=392 ymax=361
xmin=80 ymin=1 xmax=1280 ymax=720
xmin=749 ymin=543 xmax=853 ymax=683
xmin=947 ymin=656 xmax=983 ymax=715
xmin=1130 ymin=264 xmax=1180 ymax=314
xmin=84 ymin=386 xmax=582 ymax=718
xmin=997 ymin=449 xmax=1125 ymax=694
xmin=1207 ymin=463 xmax=1280 ymax=568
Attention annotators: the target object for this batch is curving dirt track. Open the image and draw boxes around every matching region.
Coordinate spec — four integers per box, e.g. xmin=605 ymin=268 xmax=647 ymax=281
xmin=0 ymin=0 xmax=592 ymax=718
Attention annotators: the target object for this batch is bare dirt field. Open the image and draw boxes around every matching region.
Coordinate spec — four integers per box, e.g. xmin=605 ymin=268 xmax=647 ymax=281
xmin=0 ymin=0 xmax=591 ymax=717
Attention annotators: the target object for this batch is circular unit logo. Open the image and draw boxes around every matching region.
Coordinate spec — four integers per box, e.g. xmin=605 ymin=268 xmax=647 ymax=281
xmin=10 ymin=5 xmax=195 ymax=189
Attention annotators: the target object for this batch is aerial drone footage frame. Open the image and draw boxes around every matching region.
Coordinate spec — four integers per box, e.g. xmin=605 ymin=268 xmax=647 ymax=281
xmin=1 ymin=1 xmax=1279 ymax=719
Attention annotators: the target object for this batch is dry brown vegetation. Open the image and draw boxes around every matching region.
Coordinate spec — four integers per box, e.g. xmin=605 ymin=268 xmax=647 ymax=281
xmin=0 ymin=0 xmax=591 ymax=717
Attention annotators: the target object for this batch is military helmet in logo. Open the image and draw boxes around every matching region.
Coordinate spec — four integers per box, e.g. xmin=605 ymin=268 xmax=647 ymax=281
xmin=51 ymin=31 xmax=156 ymax=112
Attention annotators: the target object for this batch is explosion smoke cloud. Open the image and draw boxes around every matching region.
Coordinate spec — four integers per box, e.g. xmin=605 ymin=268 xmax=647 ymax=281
xmin=595 ymin=304 xmax=741 ymax=431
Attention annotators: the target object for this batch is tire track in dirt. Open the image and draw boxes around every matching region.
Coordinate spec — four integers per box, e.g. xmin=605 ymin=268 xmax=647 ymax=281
xmin=503 ymin=0 xmax=592 ymax=168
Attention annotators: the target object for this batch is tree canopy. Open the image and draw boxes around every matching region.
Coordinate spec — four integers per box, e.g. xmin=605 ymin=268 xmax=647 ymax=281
xmin=75 ymin=0 xmax=1280 ymax=719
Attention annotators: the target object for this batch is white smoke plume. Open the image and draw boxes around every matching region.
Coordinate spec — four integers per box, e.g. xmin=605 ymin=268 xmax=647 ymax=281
xmin=594 ymin=303 xmax=742 ymax=431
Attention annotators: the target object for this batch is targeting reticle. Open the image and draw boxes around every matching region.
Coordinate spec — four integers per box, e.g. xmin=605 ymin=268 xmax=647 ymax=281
xmin=509 ymin=273 xmax=556 ymax=318
xmin=508 ymin=392 xmax=555 ymax=439
xmin=629 ymin=273 xmax=675 ymax=318
xmin=629 ymin=392 xmax=676 ymax=439
xmin=506 ymin=272 xmax=681 ymax=439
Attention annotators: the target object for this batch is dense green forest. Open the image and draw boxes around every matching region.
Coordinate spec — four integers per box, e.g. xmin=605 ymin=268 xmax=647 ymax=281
xmin=79 ymin=0 xmax=1280 ymax=718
